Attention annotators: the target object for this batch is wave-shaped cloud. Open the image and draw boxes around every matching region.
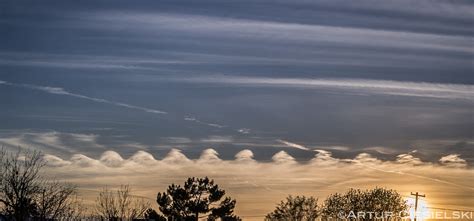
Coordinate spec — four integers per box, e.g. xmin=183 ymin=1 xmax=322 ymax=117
xmin=41 ymin=149 xmax=469 ymax=169
xmin=39 ymin=148 xmax=473 ymax=217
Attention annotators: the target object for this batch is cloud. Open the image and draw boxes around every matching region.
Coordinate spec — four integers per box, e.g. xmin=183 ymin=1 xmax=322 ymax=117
xmin=0 ymin=131 xmax=107 ymax=155
xmin=99 ymin=151 xmax=125 ymax=167
xmin=396 ymin=153 xmax=424 ymax=165
xmin=363 ymin=146 xmax=397 ymax=154
xmin=39 ymin=149 xmax=470 ymax=169
xmin=271 ymin=151 xmax=296 ymax=164
xmin=161 ymin=137 xmax=192 ymax=144
xmin=70 ymin=154 xmax=99 ymax=167
xmin=129 ymin=150 xmax=157 ymax=165
xmin=198 ymin=148 xmax=221 ymax=163
xmin=43 ymin=154 xmax=72 ymax=167
xmin=200 ymin=136 xmax=233 ymax=143
xmin=168 ymin=76 xmax=474 ymax=101
xmin=354 ymin=153 xmax=383 ymax=164
xmin=439 ymin=154 xmax=467 ymax=168
xmin=161 ymin=149 xmax=191 ymax=164
xmin=0 ymin=54 xmax=187 ymax=71
xmin=33 ymin=148 xmax=473 ymax=218
xmin=94 ymin=12 xmax=472 ymax=54
xmin=276 ymin=139 xmax=310 ymax=151
xmin=234 ymin=149 xmax=255 ymax=162
xmin=311 ymin=150 xmax=341 ymax=165
xmin=237 ymin=128 xmax=251 ymax=134
xmin=322 ymin=146 xmax=351 ymax=151
xmin=0 ymin=81 xmax=168 ymax=114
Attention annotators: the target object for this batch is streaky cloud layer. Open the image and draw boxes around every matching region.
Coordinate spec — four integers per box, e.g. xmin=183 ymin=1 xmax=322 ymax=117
xmin=169 ymin=76 xmax=474 ymax=100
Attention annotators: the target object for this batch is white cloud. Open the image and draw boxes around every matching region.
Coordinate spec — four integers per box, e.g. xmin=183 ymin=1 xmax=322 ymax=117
xmin=99 ymin=151 xmax=125 ymax=167
xmin=396 ymin=154 xmax=424 ymax=165
xmin=161 ymin=149 xmax=191 ymax=164
xmin=0 ymin=131 xmax=107 ymax=155
xmin=323 ymin=146 xmax=351 ymax=151
xmin=439 ymin=154 xmax=467 ymax=168
xmin=363 ymin=146 xmax=397 ymax=154
xmin=43 ymin=154 xmax=71 ymax=167
xmin=201 ymin=136 xmax=233 ymax=143
xmin=70 ymin=154 xmax=99 ymax=167
xmin=162 ymin=137 xmax=192 ymax=144
xmin=129 ymin=150 xmax=157 ymax=165
xmin=94 ymin=12 xmax=473 ymax=54
xmin=354 ymin=153 xmax=383 ymax=164
xmin=198 ymin=148 xmax=221 ymax=163
xmin=234 ymin=149 xmax=255 ymax=162
xmin=170 ymin=76 xmax=474 ymax=101
xmin=311 ymin=149 xmax=341 ymax=165
xmin=272 ymin=151 xmax=296 ymax=164
xmin=237 ymin=128 xmax=251 ymax=134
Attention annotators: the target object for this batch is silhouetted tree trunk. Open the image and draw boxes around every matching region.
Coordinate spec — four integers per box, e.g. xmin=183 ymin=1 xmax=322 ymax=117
xmin=0 ymin=148 xmax=44 ymax=220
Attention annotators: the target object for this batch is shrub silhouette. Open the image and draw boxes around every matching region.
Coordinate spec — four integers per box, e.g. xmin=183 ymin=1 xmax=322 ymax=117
xmin=95 ymin=185 xmax=149 ymax=220
xmin=265 ymin=195 xmax=319 ymax=221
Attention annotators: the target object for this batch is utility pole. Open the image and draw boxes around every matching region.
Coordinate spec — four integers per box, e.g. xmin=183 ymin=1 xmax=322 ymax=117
xmin=410 ymin=192 xmax=426 ymax=221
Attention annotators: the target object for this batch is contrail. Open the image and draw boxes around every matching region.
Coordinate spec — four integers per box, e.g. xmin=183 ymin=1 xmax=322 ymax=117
xmin=0 ymin=80 xmax=246 ymax=131
xmin=0 ymin=80 xmax=167 ymax=114
xmin=184 ymin=115 xmax=226 ymax=128
xmin=277 ymin=139 xmax=310 ymax=151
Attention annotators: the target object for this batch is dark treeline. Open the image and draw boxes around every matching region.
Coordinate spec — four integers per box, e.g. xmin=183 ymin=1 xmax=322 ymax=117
xmin=1 ymin=149 xmax=408 ymax=221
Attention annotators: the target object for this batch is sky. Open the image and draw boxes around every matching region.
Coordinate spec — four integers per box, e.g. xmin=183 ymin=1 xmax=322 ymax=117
xmin=0 ymin=0 xmax=473 ymax=219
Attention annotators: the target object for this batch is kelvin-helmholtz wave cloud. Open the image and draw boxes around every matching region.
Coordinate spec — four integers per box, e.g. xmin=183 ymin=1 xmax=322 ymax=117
xmin=40 ymin=148 xmax=473 ymax=216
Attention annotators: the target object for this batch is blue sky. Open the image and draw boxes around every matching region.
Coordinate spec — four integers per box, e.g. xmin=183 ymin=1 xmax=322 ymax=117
xmin=0 ymin=0 xmax=473 ymax=165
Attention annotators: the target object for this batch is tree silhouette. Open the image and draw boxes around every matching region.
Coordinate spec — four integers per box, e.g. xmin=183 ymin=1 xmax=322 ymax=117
xmin=0 ymin=149 xmax=44 ymax=220
xmin=0 ymin=148 xmax=79 ymax=220
xmin=156 ymin=177 xmax=241 ymax=221
xmin=144 ymin=208 xmax=167 ymax=221
xmin=265 ymin=195 xmax=319 ymax=221
xmin=95 ymin=185 xmax=149 ymax=221
xmin=35 ymin=181 xmax=77 ymax=220
xmin=321 ymin=187 xmax=407 ymax=221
